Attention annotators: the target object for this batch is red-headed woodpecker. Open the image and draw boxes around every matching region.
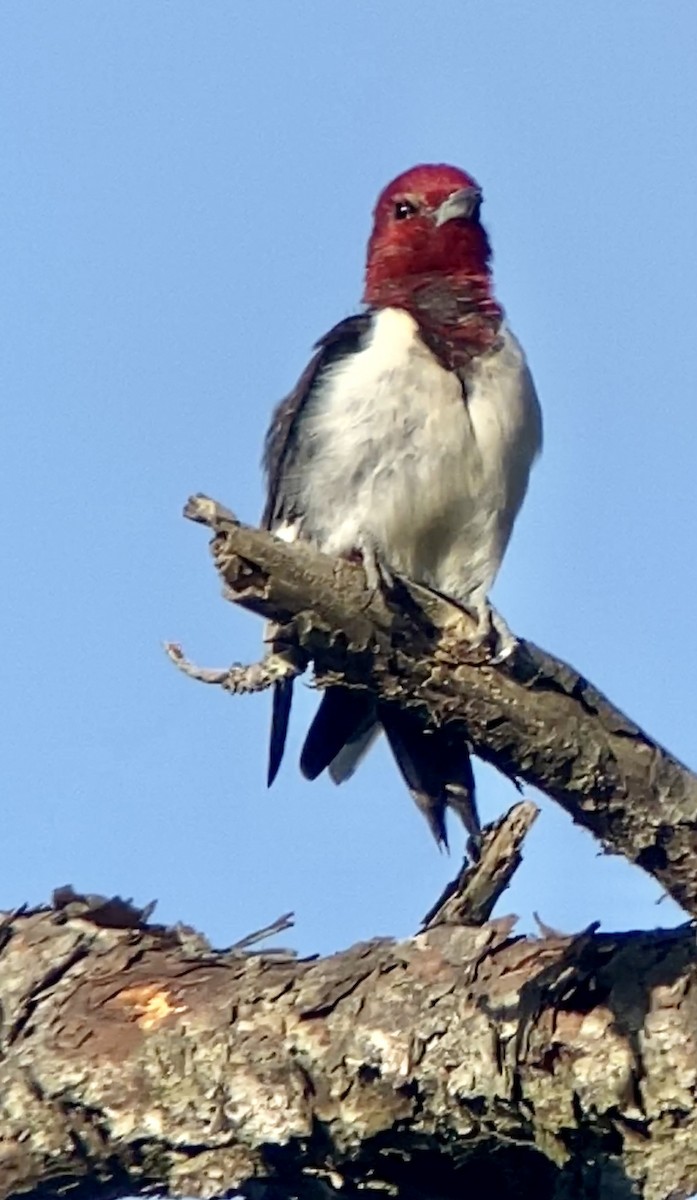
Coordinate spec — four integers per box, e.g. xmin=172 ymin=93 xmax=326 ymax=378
xmin=262 ymin=164 xmax=542 ymax=850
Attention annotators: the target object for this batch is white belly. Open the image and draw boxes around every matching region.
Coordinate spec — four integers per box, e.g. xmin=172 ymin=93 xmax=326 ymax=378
xmin=295 ymin=307 xmax=541 ymax=604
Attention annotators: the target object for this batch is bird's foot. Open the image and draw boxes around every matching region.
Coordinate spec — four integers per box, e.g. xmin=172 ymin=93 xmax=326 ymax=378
xmin=469 ymin=598 xmax=518 ymax=664
xmin=354 ymin=537 xmax=395 ymax=596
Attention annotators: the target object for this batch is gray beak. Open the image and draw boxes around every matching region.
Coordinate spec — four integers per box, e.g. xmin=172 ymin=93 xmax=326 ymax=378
xmin=433 ymin=186 xmax=482 ymax=226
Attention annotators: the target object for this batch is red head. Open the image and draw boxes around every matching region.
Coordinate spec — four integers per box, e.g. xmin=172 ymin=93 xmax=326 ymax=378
xmin=363 ymin=164 xmax=493 ymax=310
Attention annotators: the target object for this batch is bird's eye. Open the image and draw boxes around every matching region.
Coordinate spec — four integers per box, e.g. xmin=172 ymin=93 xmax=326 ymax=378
xmin=393 ymin=199 xmax=418 ymax=220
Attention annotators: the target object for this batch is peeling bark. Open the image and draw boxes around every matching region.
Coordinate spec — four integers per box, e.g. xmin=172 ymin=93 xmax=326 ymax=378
xmin=172 ymin=495 xmax=697 ymax=918
xmin=1 ymin=896 xmax=697 ymax=1200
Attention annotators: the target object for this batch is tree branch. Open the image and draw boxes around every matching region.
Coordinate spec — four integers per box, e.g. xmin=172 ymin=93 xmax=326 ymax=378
xmin=422 ymin=799 xmax=539 ymax=927
xmin=173 ymin=495 xmax=697 ymax=918
xmin=2 ymin=895 xmax=696 ymax=1200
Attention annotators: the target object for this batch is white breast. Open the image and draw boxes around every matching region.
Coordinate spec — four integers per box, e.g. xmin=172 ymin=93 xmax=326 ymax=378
xmin=296 ymin=307 xmax=541 ymax=605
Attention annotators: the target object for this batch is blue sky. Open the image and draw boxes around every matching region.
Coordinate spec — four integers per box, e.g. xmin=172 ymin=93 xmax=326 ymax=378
xmin=1 ymin=2 xmax=696 ymax=957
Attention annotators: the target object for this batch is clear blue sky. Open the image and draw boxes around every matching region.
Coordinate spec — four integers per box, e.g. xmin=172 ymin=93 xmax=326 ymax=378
xmin=1 ymin=2 xmax=696 ymax=957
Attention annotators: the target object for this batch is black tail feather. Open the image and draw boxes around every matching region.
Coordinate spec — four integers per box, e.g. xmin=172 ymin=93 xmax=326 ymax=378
xmin=267 ymin=677 xmax=295 ymax=787
xmin=300 ymin=687 xmax=375 ymax=781
xmin=381 ymin=707 xmax=479 ymax=852
xmin=292 ymin=684 xmax=478 ymax=858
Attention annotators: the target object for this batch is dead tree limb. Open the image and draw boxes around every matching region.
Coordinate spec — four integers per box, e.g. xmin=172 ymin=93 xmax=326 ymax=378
xmin=1 ymin=895 xmax=696 ymax=1200
xmin=173 ymin=495 xmax=697 ymax=918
xmin=422 ymin=799 xmax=539 ymax=927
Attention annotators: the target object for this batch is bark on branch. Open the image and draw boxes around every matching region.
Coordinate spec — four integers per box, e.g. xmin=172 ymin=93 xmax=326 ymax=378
xmin=172 ymin=495 xmax=697 ymax=917
xmin=2 ymin=894 xmax=697 ymax=1200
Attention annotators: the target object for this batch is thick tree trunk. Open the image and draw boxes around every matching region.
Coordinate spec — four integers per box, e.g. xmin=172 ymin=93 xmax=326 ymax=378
xmin=1 ymin=894 xmax=696 ymax=1200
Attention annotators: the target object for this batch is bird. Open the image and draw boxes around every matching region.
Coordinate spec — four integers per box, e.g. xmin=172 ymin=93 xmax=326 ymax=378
xmin=261 ymin=163 xmax=542 ymax=850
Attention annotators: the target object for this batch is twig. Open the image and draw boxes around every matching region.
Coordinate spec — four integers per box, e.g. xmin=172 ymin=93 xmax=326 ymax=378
xmin=230 ymin=912 xmax=296 ymax=952
xmin=164 ymin=642 xmax=301 ymax=695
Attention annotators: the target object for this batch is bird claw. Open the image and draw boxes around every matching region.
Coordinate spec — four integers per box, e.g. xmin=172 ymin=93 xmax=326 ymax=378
xmin=356 ymin=538 xmax=394 ymax=596
xmin=468 ymin=599 xmax=518 ymax=663
xmin=488 ymin=607 xmax=519 ymax=663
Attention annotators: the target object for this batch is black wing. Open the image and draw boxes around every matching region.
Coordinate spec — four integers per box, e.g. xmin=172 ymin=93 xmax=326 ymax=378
xmin=263 ymin=313 xmax=371 ymax=786
xmin=262 ymin=312 xmax=372 ymax=531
